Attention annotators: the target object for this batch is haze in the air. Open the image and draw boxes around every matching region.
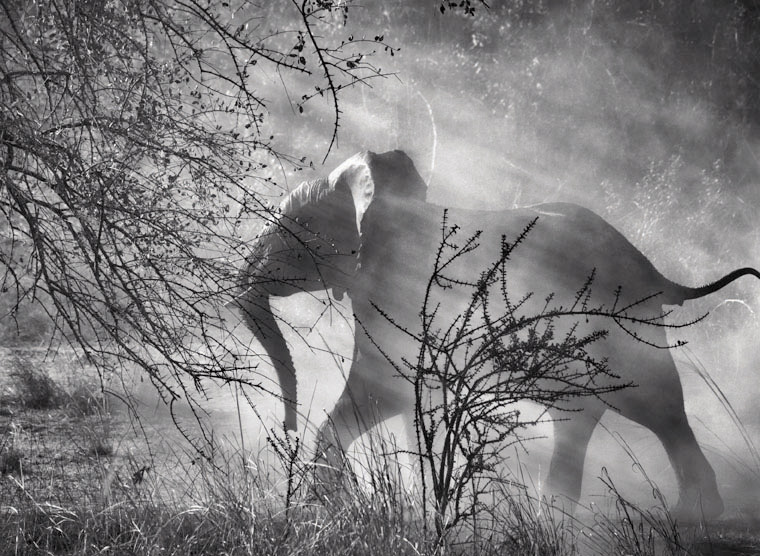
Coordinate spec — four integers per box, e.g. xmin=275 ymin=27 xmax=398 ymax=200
xmin=127 ymin=1 xmax=760 ymax=515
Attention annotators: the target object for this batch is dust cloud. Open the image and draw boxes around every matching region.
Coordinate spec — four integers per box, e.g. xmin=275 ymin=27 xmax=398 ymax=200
xmin=128 ymin=2 xmax=760 ymax=516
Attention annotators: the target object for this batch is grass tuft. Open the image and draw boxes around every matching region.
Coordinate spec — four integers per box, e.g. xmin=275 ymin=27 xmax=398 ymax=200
xmin=8 ymin=354 xmax=65 ymax=410
xmin=66 ymin=382 xmax=108 ymax=417
xmin=0 ymin=445 xmax=23 ymax=475
xmin=87 ymin=440 xmax=114 ymax=458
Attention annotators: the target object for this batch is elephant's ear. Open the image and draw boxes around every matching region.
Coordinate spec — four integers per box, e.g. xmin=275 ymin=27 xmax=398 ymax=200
xmin=268 ymin=150 xmax=426 ymax=297
xmin=328 ymin=150 xmax=427 ymax=235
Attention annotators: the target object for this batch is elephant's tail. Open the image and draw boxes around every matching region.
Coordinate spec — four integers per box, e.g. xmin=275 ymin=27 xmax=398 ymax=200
xmin=671 ymin=267 xmax=760 ymax=304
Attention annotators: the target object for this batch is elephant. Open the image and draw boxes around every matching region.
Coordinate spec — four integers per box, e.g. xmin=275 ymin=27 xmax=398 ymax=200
xmin=238 ymin=149 xmax=759 ymax=520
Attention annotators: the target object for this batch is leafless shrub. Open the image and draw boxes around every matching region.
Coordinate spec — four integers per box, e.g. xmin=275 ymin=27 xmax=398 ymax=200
xmin=373 ymin=213 xmax=683 ymax=542
xmin=8 ymin=354 xmax=64 ymax=410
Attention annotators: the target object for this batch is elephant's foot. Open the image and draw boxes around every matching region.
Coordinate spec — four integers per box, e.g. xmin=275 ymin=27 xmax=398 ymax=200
xmin=309 ymin=428 xmax=350 ymax=500
xmin=672 ymin=488 xmax=724 ymax=522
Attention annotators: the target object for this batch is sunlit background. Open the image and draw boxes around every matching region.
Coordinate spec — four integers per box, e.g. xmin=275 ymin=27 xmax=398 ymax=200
xmin=32 ymin=1 xmax=760 ymax=517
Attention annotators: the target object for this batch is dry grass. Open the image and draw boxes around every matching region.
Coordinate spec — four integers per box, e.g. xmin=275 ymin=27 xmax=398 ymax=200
xmin=1 ymin=361 xmax=760 ymax=554
xmin=2 ymin=407 xmax=757 ymax=556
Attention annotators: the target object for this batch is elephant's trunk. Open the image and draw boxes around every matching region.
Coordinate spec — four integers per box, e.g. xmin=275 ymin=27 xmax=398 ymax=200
xmin=238 ymin=285 xmax=299 ymax=431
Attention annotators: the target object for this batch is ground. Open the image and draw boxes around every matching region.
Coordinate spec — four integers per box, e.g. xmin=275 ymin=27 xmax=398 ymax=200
xmin=2 ymin=352 xmax=760 ymax=555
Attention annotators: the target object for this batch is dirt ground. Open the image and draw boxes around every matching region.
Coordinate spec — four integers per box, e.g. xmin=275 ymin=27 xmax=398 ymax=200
xmin=0 ymin=350 xmax=150 ymax=511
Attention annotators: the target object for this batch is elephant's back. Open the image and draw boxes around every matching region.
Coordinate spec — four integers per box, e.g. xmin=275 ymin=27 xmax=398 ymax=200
xmin=441 ymin=201 xmax=673 ymax=308
xmin=518 ymin=202 xmax=672 ymax=305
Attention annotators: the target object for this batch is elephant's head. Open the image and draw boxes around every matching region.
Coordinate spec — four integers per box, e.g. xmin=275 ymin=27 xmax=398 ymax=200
xmin=238 ymin=150 xmax=427 ymax=431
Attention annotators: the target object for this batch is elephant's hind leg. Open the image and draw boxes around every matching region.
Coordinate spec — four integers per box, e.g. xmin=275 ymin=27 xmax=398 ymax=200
xmin=617 ymin=353 xmax=724 ymax=520
xmin=635 ymin=408 xmax=724 ymax=520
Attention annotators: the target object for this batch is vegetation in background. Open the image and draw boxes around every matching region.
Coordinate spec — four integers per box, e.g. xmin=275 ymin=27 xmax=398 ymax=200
xmin=334 ymin=0 xmax=760 ymax=291
xmin=7 ymin=353 xmax=64 ymax=410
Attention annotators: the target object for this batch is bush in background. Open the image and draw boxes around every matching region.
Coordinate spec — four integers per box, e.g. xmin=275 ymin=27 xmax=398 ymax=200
xmin=7 ymin=353 xmax=64 ymax=411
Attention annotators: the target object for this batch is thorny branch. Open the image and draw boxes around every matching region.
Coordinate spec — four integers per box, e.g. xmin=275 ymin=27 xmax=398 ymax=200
xmin=0 ymin=0 xmax=389 ymax=449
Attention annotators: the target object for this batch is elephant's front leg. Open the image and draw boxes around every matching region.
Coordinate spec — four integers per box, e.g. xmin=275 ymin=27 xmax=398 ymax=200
xmin=314 ymin=339 xmax=409 ymax=487
xmin=545 ymin=409 xmax=602 ymax=511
